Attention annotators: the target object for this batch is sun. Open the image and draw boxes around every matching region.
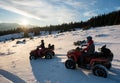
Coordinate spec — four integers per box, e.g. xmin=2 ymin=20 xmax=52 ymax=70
xmin=20 ymin=19 xmax=29 ymax=25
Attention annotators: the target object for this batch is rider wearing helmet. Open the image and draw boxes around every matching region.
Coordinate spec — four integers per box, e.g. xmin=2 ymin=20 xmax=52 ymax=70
xmin=37 ymin=40 xmax=45 ymax=56
xmin=78 ymin=36 xmax=95 ymax=66
xmin=82 ymin=36 xmax=95 ymax=54
xmin=40 ymin=40 xmax=45 ymax=49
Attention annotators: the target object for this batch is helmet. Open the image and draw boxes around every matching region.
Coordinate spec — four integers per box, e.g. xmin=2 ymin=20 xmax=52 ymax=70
xmin=87 ymin=36 xmax=92 ymax=41
xmin=41 ymin=40 xmax=44 ymax=42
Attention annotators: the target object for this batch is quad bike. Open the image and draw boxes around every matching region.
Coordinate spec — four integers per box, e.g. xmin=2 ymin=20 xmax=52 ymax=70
xmin=29 ymin=44 xmax=55 ymax=60
xmin=65 ymin=45 xmax=113 ymax=78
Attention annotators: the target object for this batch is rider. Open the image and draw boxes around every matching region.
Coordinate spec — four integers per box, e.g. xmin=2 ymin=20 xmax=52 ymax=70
xmin=79 ymin=36 xmax=95 ymax=65
xmin=40 ymin=40 xmax=45 ymax=49
xmin=82 ymin=36 xmax=95 ymax=55
xmin=37 ymin=40 xmax=45 ymax=56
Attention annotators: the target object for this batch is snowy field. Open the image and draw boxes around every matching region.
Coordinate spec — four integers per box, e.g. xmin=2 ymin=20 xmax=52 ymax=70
xmin=0 ymin=25 xmax=120 ymax=83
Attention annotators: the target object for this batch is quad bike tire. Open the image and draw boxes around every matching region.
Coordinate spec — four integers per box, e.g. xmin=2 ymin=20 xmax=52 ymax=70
xmin=92 ymin=64 xmax=108 ymax=78
xmin=52 ymin=52 xmax=55 ymax=56
xmin=29 ymin=53 xmax=37 ymax=60
xmin=105 ymin=62 xmax=112 ymax=70
xmin=65 ymin=59 xmax=76 ymax=69
xmin=45 ymin=53 xmax=52 ymax=59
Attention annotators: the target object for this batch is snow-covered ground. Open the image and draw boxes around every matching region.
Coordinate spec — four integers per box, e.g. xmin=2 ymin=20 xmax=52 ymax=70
xmin=0 ymin=25 xmax=120 ymax=83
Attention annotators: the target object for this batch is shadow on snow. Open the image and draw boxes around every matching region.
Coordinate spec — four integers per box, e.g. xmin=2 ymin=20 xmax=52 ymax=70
xmin=0 ymin=69 xmax=25 ymax=83
xmin=30 ymin=54 xmax=89 ymax=83
xmin=30 ymin=54 xmax=120 ymax=83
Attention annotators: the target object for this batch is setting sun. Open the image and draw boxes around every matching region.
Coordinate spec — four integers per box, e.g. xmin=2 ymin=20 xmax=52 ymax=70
xmin=20 ymin=19 xmax=29 ymax=25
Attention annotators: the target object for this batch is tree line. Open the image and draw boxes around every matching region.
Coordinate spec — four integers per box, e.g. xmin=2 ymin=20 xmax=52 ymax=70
xmin=0 ymin=10 xmax=120 ymax=37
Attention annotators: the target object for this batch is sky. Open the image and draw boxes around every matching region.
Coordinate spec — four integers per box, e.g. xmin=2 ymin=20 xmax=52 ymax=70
xmin=0 ymin=0 xmax=120 ymax=26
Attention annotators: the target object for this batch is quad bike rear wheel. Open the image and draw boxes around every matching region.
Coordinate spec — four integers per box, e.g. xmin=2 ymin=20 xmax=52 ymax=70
xmin=52 ymin=52 xmax=55 ymax=56
xmin=45 ymin=53 xmax=52 ymax=59
xmin=92 ymin=64 xmax=108 ymax=78
xmin=105 ymin=62 xmax=112 ymax=70
xmin=65 ymin=59 xmax=76 ymax=69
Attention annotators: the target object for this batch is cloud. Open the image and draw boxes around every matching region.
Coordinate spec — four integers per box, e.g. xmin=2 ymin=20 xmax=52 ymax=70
xmin=0 ymin=0 xmax=98 ymax=25
xmin=0 ymin=0 xmax=41 ymax=20
xmin=89 ymin=0 xmax=97 ymax=5
xmin=116 ymin=6 xmax=120 ymax=10
xmin=83 ymin=11 xmax=97 ymax=17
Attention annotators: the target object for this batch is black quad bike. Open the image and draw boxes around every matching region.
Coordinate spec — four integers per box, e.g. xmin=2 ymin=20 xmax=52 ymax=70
xmin=29 ymin=44 xmax=55 ymax=60
xmin=65 ymin=45 xmax=113 ymax=78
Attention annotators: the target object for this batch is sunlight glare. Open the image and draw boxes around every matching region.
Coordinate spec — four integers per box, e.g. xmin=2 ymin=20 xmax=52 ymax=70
xmin=20 ymin=19 xmax=29 ymax=25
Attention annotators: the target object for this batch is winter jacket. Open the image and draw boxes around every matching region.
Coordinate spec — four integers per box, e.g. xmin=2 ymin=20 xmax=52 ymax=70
xmin=40 ymin=42 xmax=45 ymax=49
xmin=83 ymin=40 xmax=95 ymax=54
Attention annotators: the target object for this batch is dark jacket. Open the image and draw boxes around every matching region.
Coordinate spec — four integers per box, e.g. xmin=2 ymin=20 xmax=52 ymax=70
xmin=40 ymin=42 xmax=45 ymax=49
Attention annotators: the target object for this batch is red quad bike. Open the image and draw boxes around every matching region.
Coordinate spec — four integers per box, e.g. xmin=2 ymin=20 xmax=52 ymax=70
xmin=65 ymin=45 xmax=113 ymax=78
xmin=29 ymin=45 xmax=55 ymax=60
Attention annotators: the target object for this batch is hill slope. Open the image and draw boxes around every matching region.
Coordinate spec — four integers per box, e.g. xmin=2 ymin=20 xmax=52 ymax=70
xmin=0 ymin=25 xmax=120 ymax=83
